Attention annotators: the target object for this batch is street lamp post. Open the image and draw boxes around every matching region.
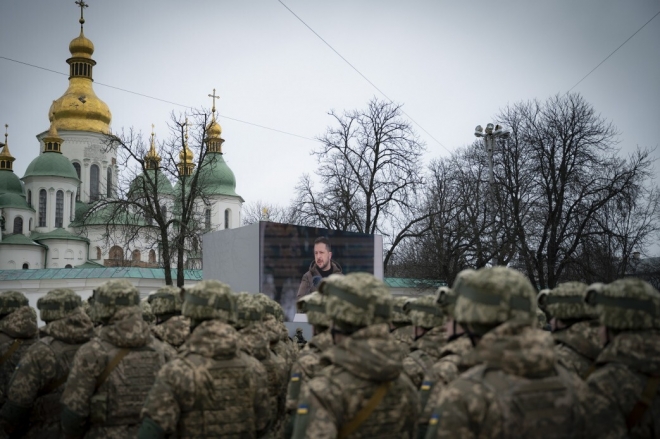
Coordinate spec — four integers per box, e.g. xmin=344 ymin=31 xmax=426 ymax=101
xmin=474 ymin=123 xmax=510 ymax=266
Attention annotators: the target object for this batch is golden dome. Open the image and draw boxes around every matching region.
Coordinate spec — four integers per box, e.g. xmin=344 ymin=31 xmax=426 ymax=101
xmin=179 ymin=144 xmax=195 ymax=164
xmin=69 ymin=30 xmax=94 ymax=59
xmin=145 ymin=127 xmax=161 ymax=169
xmin=207 ymin=118 xmax=222 ymax=137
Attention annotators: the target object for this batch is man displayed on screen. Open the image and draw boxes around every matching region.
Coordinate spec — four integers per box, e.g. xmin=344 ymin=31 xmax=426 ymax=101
xmin=297 ymin=237 xmax=342 ymax=299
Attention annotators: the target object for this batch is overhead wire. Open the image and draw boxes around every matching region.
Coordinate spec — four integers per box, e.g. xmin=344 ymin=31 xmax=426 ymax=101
xmin=0 ymin=55 xmax=318 ymax=142
xmin=276 ymin=0 xmax=452 ymax=154
xmin=566 ymin=9 xmax=660 ymax=93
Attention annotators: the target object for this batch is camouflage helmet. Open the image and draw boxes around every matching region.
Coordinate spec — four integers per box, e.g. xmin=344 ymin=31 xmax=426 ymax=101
xmin=538 ymin=282 xmax=596 ymax=321
xmin=235 ymin=292 xmax=264 ymax=329
xmin=93 ymin=279 xmax=140 ymax=321
xmin=140 ymin=299 xmax=155 ymax=324
xmin=253 ymin=293 xmax=284 ymax=322
xmin=453 ymin=267 xmax=537 ymax=326
xmin=182 ymin=280 xmax=236 ymax=324
xmin=403 ymin=295 xmax=446 ymax=328
xmin=297 ymin=291 xmax=331 ymax=328
xmin=585 ymin=278 xmax=660 ymax=330
xmin=147 ymin=286 xmax=183 ymax=316
xmin=37 ymin=288 xmax=82 ymax=323
xmin=536 ymin=308 xmax=548 ymax=329
xmin=390 ymin=296 xmax=412 ymax=325
xmin=435 ymin=286 xmax=457 ymax=317
xmin=0 ymin=290 xmax=29 ymax=316
xmin=319 ymin=273 xmax=391 ymax=329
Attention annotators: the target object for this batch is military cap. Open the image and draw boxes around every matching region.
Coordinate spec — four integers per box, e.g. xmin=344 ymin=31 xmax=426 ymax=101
xmin=585 ymin=278 xmax=660 ymax=330
xmin=297 ymin=291 xmax=331 ymax=328
xmin=235 ymin=292 xmax=264 ymax=329
xmin=182 ymin=280 xmax=236 ymax=324
xmin=435 ymin=286 xmax=457 ymax=317
xmin=37 ymin=288 xmax=82 ymax=323
xmin=453 ymin=266 xmax=537 ymax=326
xmin=538 ymin=282 xmax=596 ymax=321
xmin=0 ymin=290 xmax=29 ymax=315
xmin=404 ymin=295 xmax=446 ymax=328
xmin=147 ymin=285 xmax=183 ymax=316
xmin=320 ymin=272 xmax=392 ymax=329
xmin=390 ymin=296 xmax=412 ymax=325
xmin=93 ymin=279 xmax=140 ymax=321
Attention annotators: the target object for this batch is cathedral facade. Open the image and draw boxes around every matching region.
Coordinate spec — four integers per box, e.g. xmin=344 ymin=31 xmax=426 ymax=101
xmin=0 ymin=9 xmax=243 ymax=272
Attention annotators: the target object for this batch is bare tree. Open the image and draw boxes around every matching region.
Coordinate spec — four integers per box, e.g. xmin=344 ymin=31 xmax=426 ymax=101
xmin=496 ymin=93 xmax=656 ymax=288
xmin=77 ymin=110 xmax=219 ymax=286
xmin=241 ymin=200 xmax=300 ymax=225
xmin=292 ymin=98 xmax=434 ymax=268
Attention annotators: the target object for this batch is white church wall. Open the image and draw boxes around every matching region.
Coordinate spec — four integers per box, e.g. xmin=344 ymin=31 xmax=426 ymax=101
xmin=0 ymin=244 xmax=43 ymax=269
xmin=2 ymin=206 xmax=34 ymax=236
xmin=44 ymin=239 xmax=87 ymax=268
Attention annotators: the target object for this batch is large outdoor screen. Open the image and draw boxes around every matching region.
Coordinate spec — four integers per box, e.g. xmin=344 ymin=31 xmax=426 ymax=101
xmin=259 ymin=223 xmax=376 ymax=321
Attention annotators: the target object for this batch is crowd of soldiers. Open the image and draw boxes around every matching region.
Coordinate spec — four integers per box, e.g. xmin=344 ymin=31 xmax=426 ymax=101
xmin=0 ymin=266 xmax=657 ymax=438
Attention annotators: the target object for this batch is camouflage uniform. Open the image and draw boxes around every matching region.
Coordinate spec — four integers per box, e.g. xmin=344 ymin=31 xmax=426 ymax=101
xmin=139 ymin=281 xmax=271 ymax=439
xmin=292 ymin=273 xmax=419 ymax=439
xmin=148 ymin=286 xmax=190 ymax=354
xmin=140 ymin=299 xmax=156 ymax=325
xmin=417 ymin=285 xmax=473 ymax=436
xmin=390 ymin=296 xmax=414 ymax=355
xmin=402 ymin=296 xmax=448 ymax=389
xmin=285 ymin=292 xmax=333 ymax=436
xmin=293 ymin=328 xmax=307 ymax=350
xmin=586 ymin=278 xmax=660 ymax=438
xmin=0 ymin=291 xmax=37 ymax=408
xmin=0 ymin=289 xmax=93 ymax=438
xmin=60 ymin=279 xmax=170 ymax=439
xmin=538 ymin=281 xmax=601 ymax=378
xmin=425 ymin=267 xmax=604 ymax=439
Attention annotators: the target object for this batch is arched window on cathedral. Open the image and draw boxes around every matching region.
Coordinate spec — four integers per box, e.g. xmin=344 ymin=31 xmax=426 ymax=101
xmin=90 ymin=164 xmax=100 ymax=201
xmin=38 ymin=189 xmax=47 ymax=227
xmin=29 ymin=218 xmax=32 ymax=231
xmin=96 ymin=247 xmax=102 ymax=260
xmin=149 ymin=249 xmax=156 ymax=264
xmin=73 ymin=162 xmax=81 ymax=201
xmin=160 ymin=204 xmax=167 ymax=219
xmin=132 ymin=249 xmax=141 ymax=264
xmin=22 ymin=263 xmax=29 ymax=270
xmin=106 ymin=166 xmax=113 ymax=198
xmin=109 ymin=246 xmax=124 ymax=266
xmin=205 ymin=208 xmax=211 ymax=230
xmin=224 ymin=208 xmax=231 ymax=229
xmin=27 ymin=190 xmax=32 ymax=208
xmin=13 ymin=217 xmax=23 ymax=234
xmin=55 ymin=190 xmax=64 ymax=228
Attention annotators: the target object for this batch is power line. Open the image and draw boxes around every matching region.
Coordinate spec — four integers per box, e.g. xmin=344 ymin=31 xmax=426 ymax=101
xmin=567 ymin=9 xmax=660 ymax=93
xmin=0 ymin=55 xmax=318 ymax=142
xmin=276 ymin=0 xmax=452 ymax=154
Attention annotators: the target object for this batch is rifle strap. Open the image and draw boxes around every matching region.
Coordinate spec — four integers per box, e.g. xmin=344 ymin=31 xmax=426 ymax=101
xmin=96 ymin=348 xmax=130 ymax=390
xmin=626 ymin=375 xmax=660 ymax=431
xmin=0 ymin=339 xmax=22 ymax=366
xmin=338 ymin=381 xmax=392 ymax=439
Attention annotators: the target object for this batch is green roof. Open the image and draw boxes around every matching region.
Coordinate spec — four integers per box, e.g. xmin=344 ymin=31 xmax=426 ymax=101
xmin=130 ymin=169 xmax=174 ymax=196
xmin=22 ymin=152 xmax=80 ymax=181
xmin=30 ymin=228 xmax=90 ymax=243
xmin=0 ymin=233 xmax=44 ymax=246
xmin=70 ymin=202 xmax=148 ymax=227
xmin=0 ymin=192 xmax=33 ymax=210
xmin=0 ymin=170 xmax=24 ymax=196
xmin=197 ymin=154 xmax=240 ymax=197
xmin=384 ymin=277 xmax=447 ymax=289
xmin=0 ymin=267 xmax=203 ymax=281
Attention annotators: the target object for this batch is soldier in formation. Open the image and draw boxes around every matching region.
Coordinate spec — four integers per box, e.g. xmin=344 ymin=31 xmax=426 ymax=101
xmin=586 ymin=278 xmax=660 ymax=437
xmin=148 ymin=285 xmax=190 ymax=355
xmin=60 ymin=279 xmax=170 ymax=438
xmin=139 ymin=280 xmax=271 ymax=438
xmin=293 ymin=327 xmax=307 ymax=350
xmin=402 ymin=295 xmax=448 ymax=389
xmin=0 ymin=290 xmax=38 ymax=410
xmin=389 ymin=295 xmax=414 ymax=355
xmin=291 ymin=273 xmax=419 ymax=439
xmin=0 ymin=288 xmax=93 ymax=438
xmin=538 ymin=281 xmax=601 ymax=378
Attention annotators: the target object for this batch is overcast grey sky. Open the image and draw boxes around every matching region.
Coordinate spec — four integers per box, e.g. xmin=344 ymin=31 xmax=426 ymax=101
xmin=1 ymin=1 xmax=659 ymax=218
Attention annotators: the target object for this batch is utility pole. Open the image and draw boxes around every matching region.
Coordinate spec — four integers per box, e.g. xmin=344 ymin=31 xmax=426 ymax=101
xmin=474 ymin=123 xmax=510 ymax=266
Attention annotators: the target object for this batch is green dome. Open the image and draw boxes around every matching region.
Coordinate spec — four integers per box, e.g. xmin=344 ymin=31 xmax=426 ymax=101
xmin=130 ymin=169 xmax=174 ymax=196
xmin=0 ymin=192 xmax=32 ymax=210
xmin=197 ymin=154 xmax=239 ymax=197
xmin=0 ymin=170 xmax=24 ymax=196
xmin=22 ymin=152 xmax=80 ymax=181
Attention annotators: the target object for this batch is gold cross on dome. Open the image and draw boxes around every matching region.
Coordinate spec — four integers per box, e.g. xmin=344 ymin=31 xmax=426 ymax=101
xmin=75 ymin=0 xmax=88 ymax=28
xmin=208 ymin=88 xmax=220 ymax=114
